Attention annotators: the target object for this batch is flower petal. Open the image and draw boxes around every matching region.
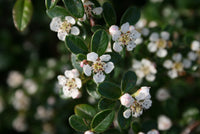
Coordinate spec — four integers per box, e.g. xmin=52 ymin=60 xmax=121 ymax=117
xmin=188 ymin=51 xmax=197 ymax=61
xmin=163 ymin=60 xmax=173 ymax=69
xmin=121 ymin=22 xmax=129 ymax=33
xmin=71 ymin=89 xmax=81 ymax=99
xmin=113 ymin=42 xmax=123 ymax=52
xmin=50 ymin=17 xmax=62 ymax=32
xmin=126 ymin=41 xmax=136 ymax=51
xmin=147 ymin=42 xmax=157 ymax=52
xmin=104 ymin=62 xmax=114 ymax=74
xmin=168 ymin=69 xmax=178 ymax=79
xmin=191 ymin=40 xmax=200 ymax=51
xmin=161 ymin=31 xmax=170 ymax=40
xmin=70 ymin=26 xmax=80 ymax=35
xmin=75 ymin=78 xmax=82 ymax=88
xmin=109 ymin=25 xmax=119 ymax=35
xmin=83 ymin=64 xmax=92 ymax=76
xmin=100 ymin=54 xmax=111 ymax=61
xmin=57 ymin=75 xmax=66 ymax=86
xmin=57 ymin=30 xmax=68 ymax=41
xmin=149 ymin=32 xmax=159 ymax=41
xmin=87 ymin=52 xmax=98 ymax=62
xmin=123 ymin=109 xmax=131 ymax=119
xmin=172 ymin=53 xmax=182 ymax=62
xmin=156 ymin=48 xmax=167 ymax=58
xmin=92 ymin=7 xmax=103 ymax=15
xmin=93 ymin=72 xmax=105 ymax=83
xmin=146 ymin=74 xmax=156 ymax=82
xmin=65 ymin=16 xmax=75 ymax=25
xmin=183 ymin=58 xmax=191 ymax=69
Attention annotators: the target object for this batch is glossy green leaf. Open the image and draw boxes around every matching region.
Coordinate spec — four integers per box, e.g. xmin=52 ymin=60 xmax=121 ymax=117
xmin=91 ymin=25 xmax=105 ymax=33
xmin=120 ymin=6 xmax=140 ymax=25
xmin=62 ymin=0 xmax=84 ymax=18
xmin=86 ymin=81 xmax=101 ymax=99
xmin=91 ymin=109 xmax=115 ymax=132
xmin=91 ymin=30 xmax=109 ymax=56
xmin=75 ymin=104 xmax=96 ymax=120
xmin=98 ymin=98 xmax=116 ymax=110
xmin=117 ymin=106 xmax=131 ymax=129
xmin=45 ymin=0 xmax=59 ymax=9
xmin=121 ymin=71 xmax=137 ymax=93
xmin=46 ymin=6 xmax=70 ymax=18
xmin=12 ymin=0 xmax=33 ymax=32
xmin=103 ymin=2 xmax=117 ymax=26
xmin=106 ymin=52 xmax=122 ymax=65
xmin=71 ymin=54 xmax=83 ymax=73
xmin=98 ymin=82 xmax=121 ymax=100
xmin=76 ymin=53 xmax=86 ymax=61
xmin=65 ymin=35 xmax=88 ymax=55
xmin=69 ymin=115 xmax=89 ymax=132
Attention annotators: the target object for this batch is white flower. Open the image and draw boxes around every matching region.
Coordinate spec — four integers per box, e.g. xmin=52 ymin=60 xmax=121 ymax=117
xmin=147 ymin=31 xmax=170 ymax=58
xmin=156 ymin=88 xmax=170 ymax=101
xmin=183 ymin=58 xmax=192 ymax=69
xmin=83 ymin=52 xmax=114 ymax=83
xmin=187 ymin=51 xmax=197 ymax=61
xmin=12 ymin=114 xmax=27 ymax=132
xmin=23 ymin=79 xmax=38 ymax=95
xmin=147 ymin=129 xmax=159 ymax=134
xmin=135 ymin=87 xmax=151 ymax=101
xmin=132 ymin=59 xmax=157 ymax=82
xmin=7 ymin=71 xmax=24 ymax=88
xmin=158 ymin=115 xmax=172 ymax=130
xmin=120 ymin=93 xmax=135 ymax=107
xmin=109 ymin=22 xmax=141 ymax=52
xmin=191 ymin=40 xmax=200 ymax=51
xmin=57 ymin=69 xmax=82 ymax=99
xmin=84 ymin=130 xmax=94 ymax=134
xmin=50 ymin=16 xmax=80 ymax=41
xmin=35 ymin=106 xmax=54 ymax=121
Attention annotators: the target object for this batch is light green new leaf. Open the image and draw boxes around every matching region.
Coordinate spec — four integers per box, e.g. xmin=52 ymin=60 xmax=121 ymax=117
xmin=75 ymin=104 xmax=96 ymax=120
xmin=12 ymin=0 xmax=33 ymax=32
xmin=91 ymin=109 xmax=115 ymax=133
xmin=62 ymin=0 xmax=84 ymax=18
xmin=69 ymin=115 xmax=89 ymax=132
xmin=46 ymin=6 xmax=70 ymax=18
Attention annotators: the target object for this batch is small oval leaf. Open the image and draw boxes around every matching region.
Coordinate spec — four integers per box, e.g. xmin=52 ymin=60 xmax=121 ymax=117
xmin=45 ymin=0 xmax=59 ymax=9
xmin=120 ymin=6 xmax=140 ymax=25
xmin=69 ymin=115 xmax=89 ymax=132
xmin=86 ymin=80 xmax=101 ymax=99
xmin=65 ymin=35 xmax=88 ymax=55
xmin=12 ymin=0 xmax=33 ymax=32
xmin=62 ymin=0 xmax=84 ymax=18
xmin=117 ymin=106 xmax=131 ymax=129
xmin=103 ymin=2 xmax=117 ymax=26
xmin=71 ymin=54 xmax=83 ymax=73
xmin=98 ymin=82 xmax=121 ymax=100
xmin=91 ymin=109 xmax=115 ymax=133
xmin=46 ymin=6 xmax=70 ymax=18
xmin=91 ymin=29 xmax=109 ymax=56
xmin=75 ymin=104 xmax=96 ymax=120
xmin=98 ymin=98 xmax=116 ymax=110
xmin=121 ymin=71 xmax=137 ymax=93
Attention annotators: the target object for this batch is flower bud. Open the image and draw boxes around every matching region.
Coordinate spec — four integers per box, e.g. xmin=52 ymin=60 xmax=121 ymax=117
xmin=120 ymin=93 xmax=134 ymax=107
xmin=158 ymin=115 xmax=172 ymax=130
xmin=109 ymin=25 xmax=119 ymax=35
xmin=84 ymin=130 xmax=94 ymax=134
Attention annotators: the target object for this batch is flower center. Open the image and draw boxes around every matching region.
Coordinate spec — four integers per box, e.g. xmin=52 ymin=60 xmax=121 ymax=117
xmin=156 ymin=39 xmax=167 ymax=48
xmin=92 ymin=60 xmax=105 ymax=73
xmin=173 ymin=62 xmax=183 ymax=71
xmin=65 ymin=78 xmax=77 ymax=89
xmin=60 ymin=21 xmax=72 ymax=33
xmin=131 ymin=101 xmax=143 ymax=115
xmin=141 ymin=66 xmax=150 ymax=75
xmin=119 ymin=33 xmax=131 ymax=45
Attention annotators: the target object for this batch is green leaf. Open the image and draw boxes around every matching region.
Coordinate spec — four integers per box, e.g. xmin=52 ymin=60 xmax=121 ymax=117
xmin=91 ymin=25 xmax=105 ymax=33
xmin=120 ymin=6 xmax=140 ymax=25
xmin=98 ymin=82 xmax=121 ymax=100
xmin=103 ymin=129 xmax=121 ymax=134
xmin=71 ymin=54 xmax=83 ymax=73
xmin=86 ymin=81 xmax=101 ymax=99
xmin=76 ymin=53 xmax=86 ymax=61
xmin=75 ymin=104 xmax=96 ymax=120
xmin=132 ymin=121 xmax=141 ymax=133
xmin=91 ymin=109 xmax=115 ymax=133
xmin=65 ymin=35 xmax=88 ymax=55
xmin=12 ymin=0 xmax=33 ymax=32
xmin=98 ymin=98 xmax=116 ymax=110
xmin=106 ymin=52 xmax=122 ymax=65
xmin=103 ymin=2 xmax=117 ymax=26
xmin=62 ymin=0 xmax=84 ymax=18
xmin=45 ymin=0 xmax=59 ymax=9
xmin=121 ymin=71 xmax=137 ymax=93
xmin=46 ymin=6 xmax=70 ymax=18
xmin=69 ymin=115 xmax=89 ymax=132
xmin=117 ymin=106 xmax=131 ymax=129
xmin=91 ymin=30 xmax=109 ymax=56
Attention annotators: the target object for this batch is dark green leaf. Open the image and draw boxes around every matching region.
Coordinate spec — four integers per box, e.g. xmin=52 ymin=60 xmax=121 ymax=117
xmin=121 ymin=71 xmax=137 ymax=93
xmin=98 ymin=98 xmax=116 ymax=110
xmin=91 ymin=25 xmax=105 ymax=33
xmin=91 ymin=109 xmax=115 ymax=132
xmin=45 ymin=0 xmax=59 ymax=9
xmin=46 ymin=6 xmax=70 ymax=18
xmin=76 ymin=53 xmax=86 ymax=61
xmin=65 ymin=35 xmax=88 ymax=55
xmin=103 ymin=2 xmax=117 ymax=26
xmin=86 ymin=81 xmax=101 ymax=99
xmin=75 ymin=104 xmax=96 ymax=120
xmin=117 ymin=106 xmax=131 ymax=129
xmin=71 ymin=54 xmax=83 ymax=73
xmin=62 ymin=0 xmax=84 ymax=18
xmin=106 ymin=52 xmax=122 ymax=65
xmin=69 ymin=115 xmax=89 ymax=132
xmin=12 ymin=0 xmax=33 ymax=32
xmin=103 ymin=129 xmax=121 ymax=134
xmin=91 ymin=30 xmax=109 ymax=56
xmin=98 ymin=82 xmax=121 ymax=100
xmin=132 ymin=121 xmax=141 ymax=133
xmin=120 ymin=6 xmax=140 ymax=25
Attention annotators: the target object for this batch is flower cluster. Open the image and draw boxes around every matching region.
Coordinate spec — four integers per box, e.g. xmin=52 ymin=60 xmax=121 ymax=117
xmin=120 ymin=87 xmax=152 ymax=118
xmin=82 ymin=52 xmax=114 ymax=83
xmin=57 ymin=69 xmax=82 ymax=99
xmin=109 ymin=22 xmax=141 ymax=52
xmin=190 ymin=40 xmax=200 ymax=63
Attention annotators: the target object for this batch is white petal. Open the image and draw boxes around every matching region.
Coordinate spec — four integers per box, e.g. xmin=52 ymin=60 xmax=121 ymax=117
xmin=161 ymin=31 xmax=170 ymax=40
xmin=141 ymin=59 xmax=151 ymax=66
xmin=65 ymin=16 xmax=75 ymax=25
xmin=113 ymin=42 xmax=123 ymax=52
xmin=172 ymin=53 xmax=182 ymax=62
xmin=120 ymin=93 xmax=134 ymax=107
xmin=142 ymin=99 xmax=152 ymax=109
xmin=135 ymin=37 xmax=143 ymax=45
xmin=156 ymin=88 xmax=170 ymax=101
xmin=131 ymin=30 xmax=141 ymax=39
xmin=93 ymin=72 xmax=105 ymax=83
xmin=132 ymin=59 xmax=141 ymax=69
xmin=57 ymin=30 xmax=68 ymax=41
xmin=163 ymin=60 xmax=173 ymax=69
xmin=104 ymin=62 xmax=114 ymax=74
xmin=84 ymin=1 xmax=94 ymax=6
xmin=50 ymin=17 xmax=62 ymax=32
xmin=188 ymin=51 xmax=197 ymax=61
xmin=191 ymin=40 xmax=200 ymax=51
xmin=75 ymin=78 xmax=82 ymax=88
xmin=109 ymin=25 xmax=119 ymax=35
xmin=87 ymin=52 xmax=98 ymax=62
xmin=156 ymin=48 xmax=167 ymax=58
xmin=129 ymin=25 xmax=135 ymax=31
xmin=150 ymin=32 xmax=159 ymax=41
xmin=83 ymin=64 xmax=92 ymax=76
xmin=65 ymin=69 xmax=79 ymax=78
xmin=71 ymin=89 xmax=81 ymax=99
xmin=121 ymin=22 xmax=129 ymax=33
xmin=57 ymin=75 xmax=66 ymax=86
xmin=168 ymin=70 xmax=178 ymax=79
xmin=135 ymin=70 xmax=145 ymax=79
xmin=141 ymin=28 xmax=150 ymax=36
xmin=70 ymin=26 xmax=80 ymax=35
xmin=158 ymin=115 xmax=172 ymax=131
xmin=147 ymin=42 xmax=157 ymax=52
xmin=112 ymin=33 xmax=121 ymax=41
xmin=149 ymin=65 xmax=157 ymax=74
xmin=183 ymin=58 xmax=192 ymax=69
xmin=146 ymin=74 xmax=155 ymax=82
xmin=63 ymin=86 xmax=71 ymax=96
xmin=100 ymin=54 xmax=111 ymax=61
xmin=126 ymin=41 xmax=136 ymax=51
xmin=92 ymin=7 xmax=103 ymax=15
xmin=123 ymin=109 xmax=131 ymax=119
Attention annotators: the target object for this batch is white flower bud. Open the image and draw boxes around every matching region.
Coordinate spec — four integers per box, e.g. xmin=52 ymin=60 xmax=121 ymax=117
xmin=109 ymin=25 xmax=119 ymax=35
xmin=84 ymin=130 xmax=94 ymax=134
xmin=158 ymin=115 xmax=172 ymax=130
xmin=120 ymin=93 xmax=134 ymax=107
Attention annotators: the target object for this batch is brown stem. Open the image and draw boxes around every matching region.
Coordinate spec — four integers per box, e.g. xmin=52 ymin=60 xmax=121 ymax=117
xmin=181 ymin=121 xmax=200 ymax=134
